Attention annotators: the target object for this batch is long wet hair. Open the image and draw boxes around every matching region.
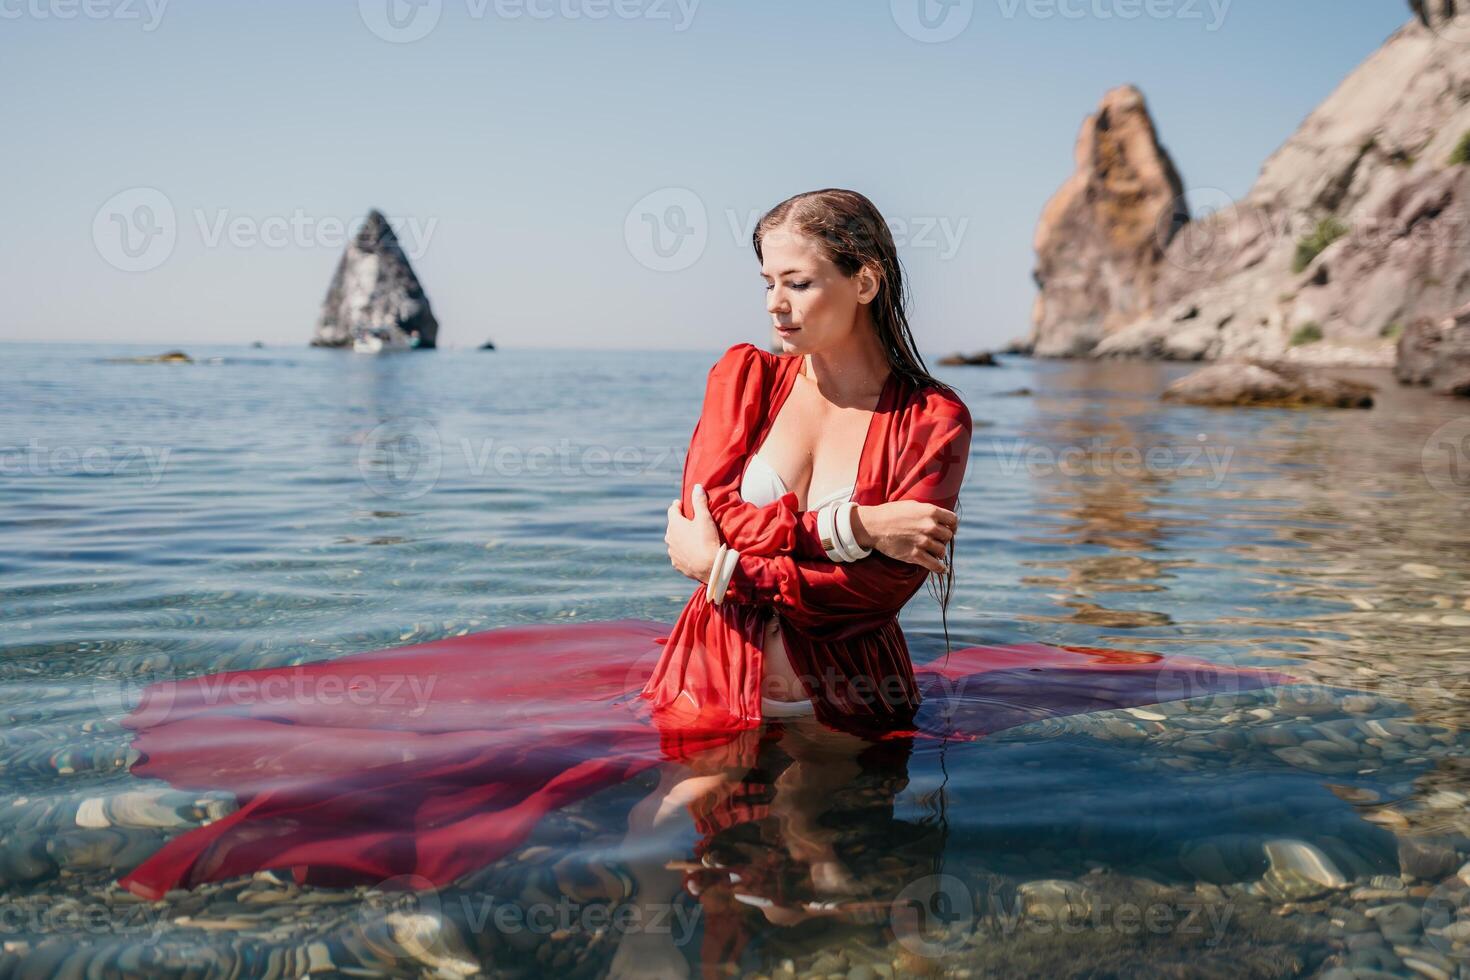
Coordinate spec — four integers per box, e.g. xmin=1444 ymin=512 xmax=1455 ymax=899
xmin=752 ymin=188 xmax=963 ymax=656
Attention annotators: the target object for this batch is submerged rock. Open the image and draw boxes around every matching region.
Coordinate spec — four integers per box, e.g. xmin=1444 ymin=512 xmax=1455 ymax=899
xmin=105 ymin=350 xmax=192 ymax=364
xmin=937 ymin=350 xmax=999 ymax=366
xmin=1161 ymin=360 xmax=1376 ymax=408
xmin=1016 ymin=879 xmax=1093 ymax=922
xmin=1396 ymin=304 xmax=1470 ymax=396
xmin=312 ymin=210 xmax=438 ymax=350
xmin=1259 ymin=839 xmax=1348 ymax=901
xmin=1028 ymin=85 xmax=1189 ymax=358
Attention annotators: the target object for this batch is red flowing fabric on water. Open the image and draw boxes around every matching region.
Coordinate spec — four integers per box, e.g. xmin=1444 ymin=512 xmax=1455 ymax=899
xmin=117 ymin=344 xmax=1299 ymax=898
xmin=116 ymin=618 xmax=1296 ymax=899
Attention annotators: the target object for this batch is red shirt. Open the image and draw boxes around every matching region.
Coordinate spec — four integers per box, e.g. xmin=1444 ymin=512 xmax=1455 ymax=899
xmin=639 ymin=342 xmax=974 ymax=737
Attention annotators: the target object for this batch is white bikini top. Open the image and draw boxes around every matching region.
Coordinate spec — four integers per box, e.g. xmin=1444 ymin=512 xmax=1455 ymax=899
xmin=740 ymin=452 xmax=855 ymax=511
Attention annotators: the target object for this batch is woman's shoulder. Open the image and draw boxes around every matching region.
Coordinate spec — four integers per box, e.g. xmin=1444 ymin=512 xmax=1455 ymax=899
xmin=708 ymin=342 xmax=779 ymax=382
xmin=714 ymin=341 xmax=772 ymax=367
xmin=906 ymin=378 xmax=972 ymax=428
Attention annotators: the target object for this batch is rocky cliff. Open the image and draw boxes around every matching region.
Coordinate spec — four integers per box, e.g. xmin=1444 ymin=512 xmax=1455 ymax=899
xmin=1029 ymin=86 xmax=1189 ymax=358
xmin=1026 ymin=2 xmax=1470 ymax=371
xmin=312 ymin=210 xmax=439 ymax=349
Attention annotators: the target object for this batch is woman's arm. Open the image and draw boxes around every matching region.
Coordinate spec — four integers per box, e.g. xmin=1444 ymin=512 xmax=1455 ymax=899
xmin=677 ymin=343 xmax=831 ymax=558
xmin=715 ymin=399 xmax=973 ymax=642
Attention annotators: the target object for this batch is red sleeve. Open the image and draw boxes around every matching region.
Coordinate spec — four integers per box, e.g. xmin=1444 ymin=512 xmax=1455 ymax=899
xmin=718 ymin=394 xmax=973 ymax=642
xmin=679 ymin=343 xmax=830 ymax=559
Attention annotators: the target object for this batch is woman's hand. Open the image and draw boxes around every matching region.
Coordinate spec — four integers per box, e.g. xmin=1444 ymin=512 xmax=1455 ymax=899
xmin=850 ymin=501 xmax=956 ymax=574
xmin=665 ymin=483 xmax=723 ymax=583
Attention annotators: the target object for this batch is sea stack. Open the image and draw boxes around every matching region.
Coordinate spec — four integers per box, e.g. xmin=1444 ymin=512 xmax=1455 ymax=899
xmin=312 ymin=210 xmax=438 ymax=350
xmin=1078 ymin=3 xmax=1470 ymax=367
xmin=1028 ymin=85 xmax=1190 ymax=358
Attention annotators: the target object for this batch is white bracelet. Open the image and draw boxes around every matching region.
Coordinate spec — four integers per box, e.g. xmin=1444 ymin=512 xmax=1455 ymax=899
xmin=836 ymin=501 xmax=872 ymax=560
xmin=706 ymin=543 xmax=727 ymax=602
xmin=819 ymin=501 xmax=864 ymax=562
xmin=710 ymin=546 xmax=739 ymax=604
xmin=818 ymin=504 xmax=848 ymax=562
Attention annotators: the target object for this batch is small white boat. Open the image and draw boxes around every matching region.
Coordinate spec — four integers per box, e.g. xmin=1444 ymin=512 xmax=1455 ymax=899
xmin=352 ymin=330 xmax=413 ymax=354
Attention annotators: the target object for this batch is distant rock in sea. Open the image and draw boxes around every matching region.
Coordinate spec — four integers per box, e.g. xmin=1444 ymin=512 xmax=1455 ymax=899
xmin=1029 ymin=85 xmax=1189 ymax=358
xmin=106 ymin=350 xmax=192 ymax=364
xmin=312 ymin=210 xmax=438 ymax=350
xmin=478 ymin=339 xmax=496 ymax=350
xmin=938 ymin=350 xmax=1000 ymax=366
xmin=1161 ymin=361 xmax=1376 ymax=408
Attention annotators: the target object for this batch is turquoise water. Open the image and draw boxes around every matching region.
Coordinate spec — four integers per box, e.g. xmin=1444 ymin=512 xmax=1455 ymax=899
xmin=2 ymin=342 xmax=1470 ymax=978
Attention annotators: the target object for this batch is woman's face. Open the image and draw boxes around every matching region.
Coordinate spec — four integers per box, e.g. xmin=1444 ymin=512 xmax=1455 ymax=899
xmin=760 ymin=224 xmax=878 ymax=354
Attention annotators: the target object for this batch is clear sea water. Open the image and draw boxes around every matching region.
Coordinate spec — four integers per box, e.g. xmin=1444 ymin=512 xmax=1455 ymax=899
xmin=2 ymin=341 xmax=1470 ymax=979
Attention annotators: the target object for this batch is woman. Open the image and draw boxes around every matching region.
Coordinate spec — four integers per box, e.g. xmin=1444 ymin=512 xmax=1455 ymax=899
xmin=602 ymin=189 xmax=976 ymax=977
xmin=645 ymin=188 xmax=974 ymax=742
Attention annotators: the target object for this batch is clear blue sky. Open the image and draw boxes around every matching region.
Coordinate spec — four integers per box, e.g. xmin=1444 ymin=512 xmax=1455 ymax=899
xmin=1 ymin=0 xmax=1412 ymax=351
